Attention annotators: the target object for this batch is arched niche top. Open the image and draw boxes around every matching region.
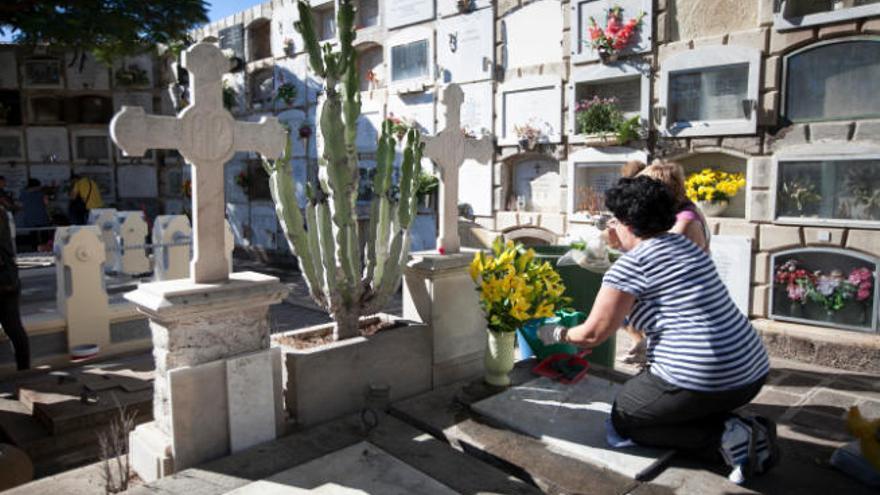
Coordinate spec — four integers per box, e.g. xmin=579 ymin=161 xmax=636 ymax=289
xmin=502 ymin=226 xmax=558 ymax=246
xmin=782 ymin=37 xmax=880 ymax=124
xmin=775 ymin=0 xmax=880 ymax=31
xmin=658 ymin=45 xmax=761 ymax=138
xmin=501 ymin=151 xmax=560 ymax=167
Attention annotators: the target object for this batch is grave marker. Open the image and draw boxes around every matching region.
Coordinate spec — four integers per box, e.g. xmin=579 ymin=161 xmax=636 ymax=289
xmin=710 ymin=235 xmax=752 ymax=316
xmin=111 ymin=43 xmax=286 ymax=283
xmin=153 ymin=215 xmax=192 ymax=282
xmin=54 ymin=226 xmax=110 ymax=353
xmin=88 ymin=208 xmax=119 ymax=273
xmin=422 ymin=84 xmax=494 ymax=254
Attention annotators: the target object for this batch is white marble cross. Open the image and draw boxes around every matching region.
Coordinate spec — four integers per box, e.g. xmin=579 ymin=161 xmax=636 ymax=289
xmin=422 ymin=84 xmax=494 ymax=254
xmin=110 ymin=43 xmax=286 ymax=283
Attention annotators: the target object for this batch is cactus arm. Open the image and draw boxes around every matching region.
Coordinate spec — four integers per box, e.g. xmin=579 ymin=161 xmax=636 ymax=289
xmin=295 ymin=1 xmax=326 ymax=78
xmin=364 ymin=120 xmax=394 ymax=286
xmin=409 ymin=141 xmax=424 ymax=223
xmin=396 ymin=129 xmax=418 ymax=229
xmin=304 ymin=184 xmax=326 ymax=304
xmin=315 ymin=184 xmax=339 ymax=305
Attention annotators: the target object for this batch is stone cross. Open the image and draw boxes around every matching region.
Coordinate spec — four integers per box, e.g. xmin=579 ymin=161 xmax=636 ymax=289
xmin=110 ymin=43 xmax=286 ymax=283
xmin=422 ymin=84 xmax=494 ymax=254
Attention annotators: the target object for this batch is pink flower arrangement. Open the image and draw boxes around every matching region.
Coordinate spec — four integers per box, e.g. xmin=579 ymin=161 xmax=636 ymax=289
xmin=848 ymin=267 xmax=874 ymax=302
xmin=774 ymin=259 xmax=815 ymax=303
xmin=587 ymin=6 xmax=645 ymax=58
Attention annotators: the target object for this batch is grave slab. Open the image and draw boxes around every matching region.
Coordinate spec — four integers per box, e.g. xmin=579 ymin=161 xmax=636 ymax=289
xmin=226 ymin=348 xmax=277 ymax=453
xmin=169 ymin=360 xmax=229 ymax=471
xmin=471 ymin=375 xmax=674 ymax=480
xmin=226 ymin=442 xmax=458 ymax=495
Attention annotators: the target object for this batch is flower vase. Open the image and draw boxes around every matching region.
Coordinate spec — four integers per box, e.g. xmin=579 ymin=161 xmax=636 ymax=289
xmin=788 ymin=302 xmax=802 ymax=317
xmin=823 ymin=310 xmax=836 ymax=322
xmin=598 ymin=48 xmax=619 ymax=64
xmin=484 ymin=329 xmax=516 ymax=387
xmin=696 ymin=200 xmax=728 ymax=217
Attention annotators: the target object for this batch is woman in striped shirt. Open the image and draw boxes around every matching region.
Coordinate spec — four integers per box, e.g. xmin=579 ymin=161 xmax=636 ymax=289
xmin=541 ymin=176 xmax=778 ymax=484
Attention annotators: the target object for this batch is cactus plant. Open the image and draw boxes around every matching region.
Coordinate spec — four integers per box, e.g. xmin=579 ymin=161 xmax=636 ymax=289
xmin=263 ymin=0 xmax=423 ymax=341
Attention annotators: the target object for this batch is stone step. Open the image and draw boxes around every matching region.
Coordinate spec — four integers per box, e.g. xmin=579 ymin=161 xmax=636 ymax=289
xmin=754 ymin=318 xmax=880 ymax=374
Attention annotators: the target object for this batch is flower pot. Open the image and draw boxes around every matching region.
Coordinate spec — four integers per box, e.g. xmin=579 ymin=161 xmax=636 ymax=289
xmin=696 ymin=200 xmax=728 ymax=217
xmin=598 ymin=48 xmax=619 ymax=64
xmin=484 ymin=329 xmax=516 ymax=387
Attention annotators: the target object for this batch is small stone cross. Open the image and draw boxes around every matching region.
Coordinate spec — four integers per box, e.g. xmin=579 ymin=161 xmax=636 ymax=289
xmin=422 ymin=84 xmax=494 ymax=254
xmin=111 ymin=43 xmax=286 ymax=283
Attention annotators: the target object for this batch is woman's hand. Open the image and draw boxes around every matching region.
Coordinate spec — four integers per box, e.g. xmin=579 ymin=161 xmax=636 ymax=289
xmin=566 ymin=286 xmax=636 ymax=348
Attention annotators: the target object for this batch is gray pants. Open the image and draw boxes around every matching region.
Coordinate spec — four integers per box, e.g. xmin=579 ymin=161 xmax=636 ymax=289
xmin=611 ymin=370 xmax=766 ymax=459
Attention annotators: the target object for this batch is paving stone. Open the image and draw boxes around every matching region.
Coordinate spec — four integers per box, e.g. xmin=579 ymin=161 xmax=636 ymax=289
xmin=830 ymin=376 xmax=880 ymax=402
xmin=789 ymin=409 xmax=851 ymax=442
xmin=773 ymin=372 xmax=825 ymax=395
xmin=805 ymin=389 xmax=860 ymax=417
xmin=471 ymin=376 xmax=675 ymax=480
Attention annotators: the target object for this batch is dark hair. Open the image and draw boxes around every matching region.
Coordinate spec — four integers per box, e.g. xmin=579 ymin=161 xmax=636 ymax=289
xmin=27 ymin=178 xmax=41 ymax=188
xmin=605 ymin=176 xmax=677 ymax=238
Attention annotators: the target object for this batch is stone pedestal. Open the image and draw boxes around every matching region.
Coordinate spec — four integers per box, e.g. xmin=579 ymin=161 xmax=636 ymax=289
xmin=403 ymin=251 xmax=486 ymax=387
xmin=125 ymin=272 xmax=288 ymax=481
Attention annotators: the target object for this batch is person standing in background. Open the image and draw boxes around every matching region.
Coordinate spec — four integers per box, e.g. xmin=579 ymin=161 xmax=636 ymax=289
xmin=68 ymin=173 xmax=103 ymax=225
xmin=0 ymin=203 xmax=30 ymax=371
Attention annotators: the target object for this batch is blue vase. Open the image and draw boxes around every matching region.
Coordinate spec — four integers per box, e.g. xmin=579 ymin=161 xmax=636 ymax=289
xmin=516 ymin=319 xmax=544 ymax=360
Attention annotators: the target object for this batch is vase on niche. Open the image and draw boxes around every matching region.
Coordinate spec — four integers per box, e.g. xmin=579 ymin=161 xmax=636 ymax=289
xmin=788 ymin=302 xmax=803 ymax=317
xmin=696 ymin=200 xmax=728 ymax=217
xmin=598 ymin=48 xmax=619 ymax=64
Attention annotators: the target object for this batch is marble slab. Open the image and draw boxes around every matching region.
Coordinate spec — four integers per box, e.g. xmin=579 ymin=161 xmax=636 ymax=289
xmin=710 ymin=235 xmax=752 ymax=316
xmin=437 ymin=8 xmax=494 ymax=84
xmin=168 ymin=359 xmax=229 ymax=470
xmin=227 ymin=348 xmax=278 ymax=453
xmin=471 ymin=376 xmax=674 ymax=480
xmin=226 ymin=442 xmax=458 ymax=495
xmin=503 ymin=1 xmax=563 ymax=69
xmin=386 ymin=0 xmax=435 ymax=29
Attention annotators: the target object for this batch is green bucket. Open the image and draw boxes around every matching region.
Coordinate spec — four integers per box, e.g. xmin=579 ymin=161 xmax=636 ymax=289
xmin=532 ymin=245 xmax=617 ymax=368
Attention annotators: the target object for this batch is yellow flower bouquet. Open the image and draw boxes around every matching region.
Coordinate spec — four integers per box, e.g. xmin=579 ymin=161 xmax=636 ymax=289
xmin=470 ymin=237 xmax=571 ymax=334
xmin=685 ymin=168 xmax=746 ymax=203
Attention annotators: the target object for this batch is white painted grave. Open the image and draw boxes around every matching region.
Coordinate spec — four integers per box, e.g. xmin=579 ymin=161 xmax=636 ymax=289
xmin=271 ymin=1 xmax=303 ymax=58
xmin=386 ymin=0 xmax=435 ymax=29
xmin=54 ymin=226 xmax=111 ymax=353
xmin=569 ymin=61 xmax=651 ymax=138
xmin=26 ymin=127 xmax=70 ymax=162
xmin=88 ymin=208 xmax=120 ymax=273
xmin=356 ymin=98 xmax=385 ymax=152
xmin=115 ymin=211 xmax=150 ymax=275
xmin=115 ymin=43 xmax=288 ymax=481
xmin=111 ymin=43 xmax=285 ymax=283
xmin=422 ymin=84 xmax=494 ymax=254
xmin=437 ymin=8 xmax=494 ymax=84
xmin=117 ymin=165 xmax=158 ymax=198
xmin=710 ymin=235 xmax=752 ymax=316
xmin=153 ymin=215 xmax=192 ymax=282
xmin=570 ymin=0 xmax=653 ymax=64
xmin=66 ymin=52 xmax=110 ymax=90
xmin=274 ymin=58 xmax=307 ymax=110
xmin=387 ymin=91 xmax=435 ymax=135
xmin=502 ymin=0 xmax=563 ymax=69
xmin=472 ymin=376 xmax=675 ymax=480
xmin=496 ymin=76 xmax=563 ymax=145
xmin=250 ymin=202 xmax=279 ymax=250
xmin=514 ymin=158 xmax=563 ymax=213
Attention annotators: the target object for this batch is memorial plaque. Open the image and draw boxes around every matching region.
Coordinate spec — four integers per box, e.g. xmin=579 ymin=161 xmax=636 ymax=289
xmin=388 ymin=91 xmax=435 ymax=135
xmin=391 ymin=40 xmax=430 ymax=82
xmin=0 ymin=132 xmax=24 ymax=160
xmin=250 ymin=203 xmax=279 ymax=250
xmin=437 ymin=8 xmax=494 ymax=84
xmin=26 ymin=127 xmax=70 ymax=163
xmin=0 ymin=51 xmax=18 ymax=89
xmin=709 ymin=235 xmax=752 ymax=316
xmin=459 ymin=159 xmax=492 ymax=216
xmin=572 ymin=0 xmax=652 ymax=64
xmin=514 ymin=159 xmax=562 ymax=213
xmin=386 ymin=0 xmax=435 ymax=29
xmin=22 ymin=58 xmax=62 ymax=87
xmin=575 ymin=78 xmax=642 ymax=116
xmin=73 ymin=134 xmax=112 ymax=162
xmin=439 ymin=81 xmax=492 ymax=136
xmin=118 ymin=165 xmax=158 ymax=198
xmin=503 ymin=1 xmax=563 ymax=69
xmin=437 ymin=0 xmax=492 ymax=17
xmin=29 ymin=165 xmax=71 ymax=191
xmin=0 ymin=165 xmax=27 ymax=197
xmin=219 ymin=25 xmax=245 ymax=59
xmin=498 ymin=80 xmax=562 ymax=143
xmin=66 ymin=52 xmax=110 ymax=90
xmin=669 ymin=64 xmax=748 ymax=123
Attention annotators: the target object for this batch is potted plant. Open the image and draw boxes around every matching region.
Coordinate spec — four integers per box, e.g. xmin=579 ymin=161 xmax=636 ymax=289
xmin=843 ymin=166 xmax=880 ymax=220
xmin=469 ymin=238 xmax=570 ymax=386
xmin=575 ymin=96 xmax=641 ymax=145
xmin=684 ymin=168 xmax=745 ymax=217
xmin=222 ymin=82 xmax=237 ymax=111
xmin=264 ymin=0 xmax=430 ymax=427
xmin=415 ymin=171 xmax=439 ymax=210
xmin=114 ymin=64 xmax=149 ymax=87
xmin=779 ymin=176 xmax=821 ymax=217
xmin=514 ymin=122 xmax=543 ymax=151
xmin=586 ymin=6 xmax=645 ymax=63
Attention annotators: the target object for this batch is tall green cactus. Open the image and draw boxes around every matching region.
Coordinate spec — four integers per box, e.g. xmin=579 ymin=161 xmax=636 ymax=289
xmin=263 ymin=0 xmax=423 ymax=340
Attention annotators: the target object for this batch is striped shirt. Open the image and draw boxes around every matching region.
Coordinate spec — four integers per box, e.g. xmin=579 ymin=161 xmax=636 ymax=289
xmin=603 ymin=233 xmax=769 ymax=392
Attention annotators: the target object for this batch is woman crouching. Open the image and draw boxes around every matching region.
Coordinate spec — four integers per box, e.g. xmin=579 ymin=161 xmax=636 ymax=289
xmin=541 ymin=176 xmax=778 ymax=484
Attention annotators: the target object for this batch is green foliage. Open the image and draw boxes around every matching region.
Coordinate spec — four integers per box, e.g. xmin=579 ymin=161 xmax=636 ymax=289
xmin=0 ymin=0 xmax=208 ymax=65
xmin=575 ymin=96 xmax=641 ymax=142
xmin=616 ymin=115 xmax=641 ymax=143
xmin=222 ymin=83 xmax=237 ymax=111
xmin=274 ymin=82 xmax=298 ymax=105
xmin=416 ymin=172 xmax=439 ymax=199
